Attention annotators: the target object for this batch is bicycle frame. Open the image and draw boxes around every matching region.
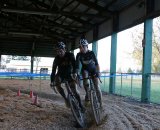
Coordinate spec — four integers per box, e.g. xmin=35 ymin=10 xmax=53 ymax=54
xmin=80 ymin=75 xmax=102 ymax=125
xmin=64 ymin=80 xmax=85 ymax=128
xmin=51 ymin=80 xmax=85 ymax=127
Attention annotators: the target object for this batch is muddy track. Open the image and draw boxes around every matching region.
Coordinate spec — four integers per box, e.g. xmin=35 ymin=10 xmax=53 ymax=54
xmin=0 ymin=79 xmax=160 ymax=130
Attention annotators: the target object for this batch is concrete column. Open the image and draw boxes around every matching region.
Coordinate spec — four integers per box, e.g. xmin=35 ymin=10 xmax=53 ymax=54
xmin=92 ymin=41 xmax=98 ymax=58
xmin=92 ymin=25 xmax=98 ymax=58
xmin=109 ymin=33 xmax=117 ymax=94
xmin=0 ymin=55 xmax=1 ymax=69
xmin=30 ymin=55 xmax=34 ymax=80
xmin=141 ymin=19 xmax=153 ymax=103
xmin=30 ymin=56 xmax=34 ymax=74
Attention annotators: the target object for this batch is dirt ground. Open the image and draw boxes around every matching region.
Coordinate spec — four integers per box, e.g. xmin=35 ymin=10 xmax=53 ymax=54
xmin=0 ymin=79 xmax=160 ymax=130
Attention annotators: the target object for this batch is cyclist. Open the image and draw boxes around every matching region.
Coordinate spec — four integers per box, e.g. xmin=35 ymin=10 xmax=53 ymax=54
xmin=76 ymin=38 xmax=102 ymax=107
xmin=50 ymin=42 xmax=85 ymax=111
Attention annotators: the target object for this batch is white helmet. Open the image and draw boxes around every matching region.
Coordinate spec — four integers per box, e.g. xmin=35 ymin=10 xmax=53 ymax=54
xmin=79 ymin=39 xmax=88 ymax=46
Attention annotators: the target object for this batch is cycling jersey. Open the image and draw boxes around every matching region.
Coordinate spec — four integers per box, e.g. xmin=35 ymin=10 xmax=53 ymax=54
xmin=51 ymin=52 xmax=76 ymax=82
xmin=76 ymin=50 xmax=99 ymax=75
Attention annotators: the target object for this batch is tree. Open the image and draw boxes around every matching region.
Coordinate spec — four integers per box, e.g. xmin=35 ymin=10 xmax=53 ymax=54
xmin=34 ymin=57 xmax=41 ymax=73
xmin=131 ymin=24 xmax=143 ymax=67
xmin=131 ymin=17 xmax=160 ymax=73
xmin=127 ymin=68 xmax=133 ymax=73
xmin=7 ymin=55 xmax=29 ymax=61
xmin=152 ymin=17 xmax=160 ymax=72
xmin=117 ymin=68 xmax=122 ymax=73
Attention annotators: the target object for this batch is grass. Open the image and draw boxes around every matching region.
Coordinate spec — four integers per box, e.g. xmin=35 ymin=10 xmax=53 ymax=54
xmin=1 ymin=74 xmax=160 ymax=104
xmin=100 ymin=75 xmax=160 ymax=104
xmin=150 ymin=78 xmax=160 ymax=104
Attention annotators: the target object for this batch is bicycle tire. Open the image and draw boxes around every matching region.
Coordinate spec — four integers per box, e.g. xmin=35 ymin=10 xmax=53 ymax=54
xmin=90 ymin=90 xmax=101 ymax=125
xmin=68 ymin=94 xmax=85 ymax=128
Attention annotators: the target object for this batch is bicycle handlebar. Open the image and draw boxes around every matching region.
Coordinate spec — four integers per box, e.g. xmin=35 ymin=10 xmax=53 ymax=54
xmin=73 ymin=74 xmax=82 ymax=88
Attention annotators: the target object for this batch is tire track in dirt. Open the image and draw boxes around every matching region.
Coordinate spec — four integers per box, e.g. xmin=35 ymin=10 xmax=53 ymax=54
xmin=97 ymin=94 xmax=160 ymax=130
xmin=107 ymin=99 xmax=160 ymax=130
xmin=1 ymin=80 xmax=160 ymax=130
xmin=116 ymin=101 xmax=160 ymax=126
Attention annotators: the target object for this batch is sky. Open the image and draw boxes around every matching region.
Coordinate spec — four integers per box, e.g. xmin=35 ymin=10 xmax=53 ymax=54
xmin=92 ymin=23 xmax=143 ymax=72
xmin=99 ymin=23 xmax=146 ymax=72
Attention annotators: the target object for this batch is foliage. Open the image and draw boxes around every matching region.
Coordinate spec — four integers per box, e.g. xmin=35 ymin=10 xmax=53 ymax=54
xmin=131 ymin=25 xmax=143 ymax=66
xmin=34 ymin=57 xmax=41 ymax=73
xmin=127 ymin=68 xmax=133 ymax=73
xmin=5 ymin=56 xmax=41 ymax=72
xmin=131 ymin=17 xmax=160 ymax=73
xmin=7 ymin=55 xmax=30 ymax=61
xmin=117 ymin=68 xmax=122 ymax=73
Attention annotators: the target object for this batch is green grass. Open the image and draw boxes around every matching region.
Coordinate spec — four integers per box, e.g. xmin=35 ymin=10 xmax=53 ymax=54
xmin=100 ymin=75 xmax=160 ymax=104
xmin=1 ymin=74 xmax=160 ymax=104
xmin=100 ymin=77 xmax=109 ymax=92
xmin=150 ymin=77 xmax=160 ymax=103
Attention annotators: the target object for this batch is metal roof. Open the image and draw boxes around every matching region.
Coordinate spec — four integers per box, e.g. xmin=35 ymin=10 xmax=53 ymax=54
xmin=0 ymin=0 xmax=160 ymax=57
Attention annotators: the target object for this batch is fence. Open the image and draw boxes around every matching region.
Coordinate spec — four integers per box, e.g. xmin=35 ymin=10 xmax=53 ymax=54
xmin=150 ymin=73 xmax=160 ymax=104
xmin=0 ymin=69 xmax=160 ymax=104
xmin=100 ymin=72 xmax=160 ymax=104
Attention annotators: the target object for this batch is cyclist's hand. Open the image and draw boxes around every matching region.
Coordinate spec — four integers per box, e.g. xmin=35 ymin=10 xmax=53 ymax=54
xmin=77 ymin=74 xmax=81 ymax=80
xmin=71 ymin=73 xmax=77 ymax=80
xmin=50 ymin=82 xmax=54 ymax=88
xmin=97 ymin=72 xmax=101 ymax=77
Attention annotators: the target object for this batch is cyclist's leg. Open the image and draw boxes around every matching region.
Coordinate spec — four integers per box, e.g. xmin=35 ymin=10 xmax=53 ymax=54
xmin=82 ymin=70 xmax=90 ymax=102
xmin=92 ymin=76 xmax=102 ymax=107
xmin=69 ymin=81 xmax=85 ymax=112
xmin=55 ymin=75 xmax=69 ymax=106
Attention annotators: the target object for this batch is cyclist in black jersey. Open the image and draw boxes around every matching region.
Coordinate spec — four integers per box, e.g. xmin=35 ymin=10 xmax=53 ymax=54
xmin=76 ymin=39 xmax=102 ymax=106
xmin=50 ymin=42 xmax=84 ymax=110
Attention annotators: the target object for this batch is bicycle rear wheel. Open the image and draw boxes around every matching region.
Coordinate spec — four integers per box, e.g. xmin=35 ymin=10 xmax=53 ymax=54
xmin=68 ymin=94 xmax=85 ymax=128
xmin=90 ymin=90 xmax=101 ymax=125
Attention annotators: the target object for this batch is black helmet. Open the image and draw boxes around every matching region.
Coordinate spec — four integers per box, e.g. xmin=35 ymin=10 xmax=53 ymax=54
xmin=79 ymin=39 xmax=88 ymax=46
xmin=56 ymin=42 xmax=65 ymax=49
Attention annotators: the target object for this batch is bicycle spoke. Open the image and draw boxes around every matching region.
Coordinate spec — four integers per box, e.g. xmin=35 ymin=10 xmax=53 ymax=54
xmin=90 ymin=90 xmax=101 ymax=125
xmin=69 ymin=95 xmax=85 ymax=128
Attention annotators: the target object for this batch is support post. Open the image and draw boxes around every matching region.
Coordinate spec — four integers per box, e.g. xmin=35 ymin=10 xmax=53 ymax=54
xmin=0 ymin=54 xmax=1 ymax=69
xmin=92 ymin=26 xmax=98 ymax=58
xmin=109 ymin=33 xmax=117 ymax=94
xmin=30 ymin=41 xmax=35 ymax=80
xmin=141 ymin=19 xmax=153 ymax=103
xmin=92 ymin=41 xmax=98 ymax=57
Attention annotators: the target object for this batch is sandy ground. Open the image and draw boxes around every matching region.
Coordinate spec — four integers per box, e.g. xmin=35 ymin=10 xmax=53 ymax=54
xmin=0 ymin=79 xmax=160 ymax=130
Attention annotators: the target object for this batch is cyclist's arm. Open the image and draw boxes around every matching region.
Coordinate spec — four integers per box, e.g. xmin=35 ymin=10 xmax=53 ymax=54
xmin=70 ymin=53 xmax=76 ymax=74
xmin=50 ymin=57 xmax=58 ymax=83
xmin=96 ymin=64 xmax=100 ymax=74
xmin=75 ymin=53 xmax=81 ymax=74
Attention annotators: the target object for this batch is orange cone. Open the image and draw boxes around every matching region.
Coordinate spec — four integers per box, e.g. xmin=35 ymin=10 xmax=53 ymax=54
xmin=17 ymin=89 xmax=21 ymax=96
xmin=30 ymin=91 xmax=34 ymax=98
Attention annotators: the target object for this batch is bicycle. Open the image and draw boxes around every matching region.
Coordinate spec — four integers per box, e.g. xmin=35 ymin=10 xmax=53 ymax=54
xmin=51 ymin=80 xmax=86 ymax=128
xmin=78 ymin=74 xmax=102 ymax=125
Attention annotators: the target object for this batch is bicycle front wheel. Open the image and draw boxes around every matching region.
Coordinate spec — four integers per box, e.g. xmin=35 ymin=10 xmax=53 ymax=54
xmin=68 ymin=94 xmax=85 ymax=128
xmin=90 ymin=90 xmax=101 ymax=125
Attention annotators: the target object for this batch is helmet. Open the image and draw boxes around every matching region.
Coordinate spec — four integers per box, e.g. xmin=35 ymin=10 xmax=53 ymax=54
xmin=79 ymin=39 xmax=88 ymax=46
xmin=56 ymin=42 xmax=65 ymax=49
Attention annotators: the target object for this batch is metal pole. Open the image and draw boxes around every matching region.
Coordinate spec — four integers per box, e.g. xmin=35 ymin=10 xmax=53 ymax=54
xmin=131 ymin=74 xmax=133 ymax=97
